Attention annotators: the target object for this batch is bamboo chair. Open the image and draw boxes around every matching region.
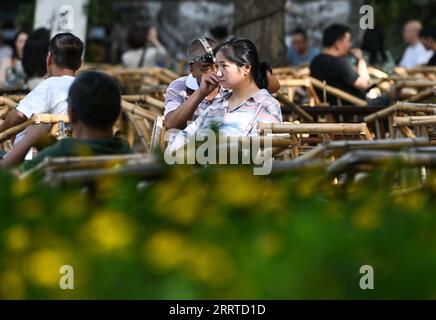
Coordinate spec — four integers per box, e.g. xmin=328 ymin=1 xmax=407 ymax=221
xmin=364 ymin=102 xmax=436 ymax=139
xmin=258 ymin=122 xmax=373 ymax=160
xmin=111 ymin=67 xmax=156 ymax=94
xmin=150 ymin=116 xmax=165 ymax=154
xmin=120 ymin=99 xmax=163 ymax=152
xmin=309 ymin=76 xmax=368 ymax=107
xmin=0 ymin=114 xmax=70 ymax=142
xmin=406 ymin=88 xmax=436 ymax=103
xmin=0 ymin=114 xmax=70 ymax=155
xmin=393 ymin=115 xmax=436 ymax=140
xmin=277 ymin=77 xmax=320 ymax=106
xmin=298 ymin=137 xmax=431 ymax=161
xmin=326 ymin=149 xmax=436 ymax=188
xmin=122 ymin=94 xmax=165 ymax=115
xmin=406 ymin=66 xmax=436 ymax=80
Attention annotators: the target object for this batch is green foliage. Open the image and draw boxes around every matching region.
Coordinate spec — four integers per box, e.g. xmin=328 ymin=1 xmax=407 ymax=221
xmin=14 ymin=2 xmax=35 ymax=33
xmin=1 ymin=165 xmax=436 ymax=299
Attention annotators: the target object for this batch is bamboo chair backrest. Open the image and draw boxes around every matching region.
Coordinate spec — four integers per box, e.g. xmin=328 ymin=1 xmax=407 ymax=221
xmin=393 ymin=115 xmax=436 ymax=139
xmin=20 ymin=153 xmax=151 ymax=180
xmin=150 ymin=116 xmax=165 ymax=153
xmin=277 ymin=77 xmax=320 ymax=106
xmin=309 ymin=76 xmax=368 ymax=107
xmin=364 ymin=102 xmax=436 ymax=139
xmin=0 ymin=114 xmax=70 ymax=142
xmin=258 ymin=122 xmax=373 ymax=159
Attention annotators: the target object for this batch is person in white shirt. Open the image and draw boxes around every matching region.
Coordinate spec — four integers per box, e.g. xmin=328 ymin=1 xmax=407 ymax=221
xmin=122 ymin=25 xmax=167 ymax=68
xmin=0 ymin=33 xmax=84 ymax=168
xmin=399 ymin=20 xmax=433 ymax=69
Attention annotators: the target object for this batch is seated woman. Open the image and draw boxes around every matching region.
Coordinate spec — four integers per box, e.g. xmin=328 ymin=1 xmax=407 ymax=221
xmin=167 ymin=36 xmax=282 ymax=153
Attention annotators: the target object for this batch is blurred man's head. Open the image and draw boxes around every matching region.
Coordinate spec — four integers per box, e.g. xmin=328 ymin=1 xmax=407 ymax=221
xmin=127 ymin=24 xmax=149 ymax=49
xmin=67 ymin=71 xmax=121 ymax=132
xmin=420 ymin=27 xmax=436 ymax=50
xmin=291 ymin=27 xmax=309 ymax=55
xmin=322 ymin=24 xmax=352 ymax=56
xmin=47 ymin=33 xmax=84 ymax=75
xmin=187 ymin=37 xmax=218 ymax=83
xmin=403 ymin=20 xmax=422 ymax=45
xmin=209 ymin=26 xmax=228 ymax=43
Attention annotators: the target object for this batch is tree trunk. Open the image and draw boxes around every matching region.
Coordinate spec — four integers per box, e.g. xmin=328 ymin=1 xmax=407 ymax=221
xmin=233 ymin=0 xmax=287 ymax=67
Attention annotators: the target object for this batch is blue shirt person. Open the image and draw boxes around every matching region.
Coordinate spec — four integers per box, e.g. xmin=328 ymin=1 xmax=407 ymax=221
xmin=287 ymin=27 xmax=320 ymax=67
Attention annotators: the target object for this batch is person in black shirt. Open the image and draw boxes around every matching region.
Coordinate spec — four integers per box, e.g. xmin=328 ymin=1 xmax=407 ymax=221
xmin=420 ymin=27 xmax=436 ymax=66
xmin=310 ymin=24 xmax=390 ymax=107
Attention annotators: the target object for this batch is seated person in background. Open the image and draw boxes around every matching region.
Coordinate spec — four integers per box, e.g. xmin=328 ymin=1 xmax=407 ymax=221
xmin=2 ymin=71 xmax=132 ymax=171
xmin=0 ymin=32 xmax=84 ymax=142
xmin=287 ymin=27 xmax=320 ymax=67
xmin=122 ymin=24 xmax=168 ymax=68
xmin=0 ymin=30 xmax=13 ymax=87
xmin=420 ymin=27 xmax=436 ymax=66
xmin=167 ymin=37 xmax=282 ymax=153
xmin=361 ymin=28 xmax=396 ymax=73
xmin=3 ymin=30 xmax=28 ymax=89
xmin=22 ymin=28 xmax=51 ymax=90
xmin=399 ymin=20 xmax=433 ymax=69
xmin=164 ymin=37 xmax=281 ymax=132
xmin=310 ymin=24 xmax=390 ymax=107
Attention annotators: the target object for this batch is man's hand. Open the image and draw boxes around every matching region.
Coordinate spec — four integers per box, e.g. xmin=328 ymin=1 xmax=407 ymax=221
xmin=350 ymin=48 xmax=364 ymax=60
xmin=198 ymin=73 xmax=220 ymax=98
xmin=147 ymin=26 xmax=159 ymax=43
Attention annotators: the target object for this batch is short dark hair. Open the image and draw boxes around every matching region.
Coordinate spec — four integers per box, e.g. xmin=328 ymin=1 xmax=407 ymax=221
xmin=322 ymin=24 xmax=351 ymax=47
xmin=127 ymin=24 xmax=148 ymax=49
xmin=420 ymin=27 xmax=436 ymax=40
xmin=210 ymin=26 xmax=228 ymax=41
xmin=291 ymin=27 xmax=307 ymax=39
xmin=68 ymin=71 xmax=121 ymax=129
xmin=48 ymin=33 xmax=84 ymax=71
xmin=22 ymin=28 xmax=50 ymax=78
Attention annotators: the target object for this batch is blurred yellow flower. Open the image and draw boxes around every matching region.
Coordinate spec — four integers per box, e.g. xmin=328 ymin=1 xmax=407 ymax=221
xmin=5 ymin=225 xmax=30 ymax=252
xmin=0 ymin=270 xmax=25 ymax=299
xmin=184 ymin=245 xmax=234 ymax=287
xmin=60 ymin=193 xmax=87 ymax=218
xmin=11 ymin=178 xmax=32 ymax=197
xmin=96 ymin=176 xmax=121 ymax=199
xmin=81 ymin=210 xmax=134 ymax=253
xmin=144 ymin=230 xmax=187 ymax=271
xmin=215 ymin=169 xmax=260 ymax=207
xmin=155 ymin=173 xmax=206 ymax=225
xmin=25 ymin=249 xmax=64 ymax=288
xmin=394 ymin=193 xmax=425 ymax=212
xmin=352 ymin=204 xmax=381 ymax=230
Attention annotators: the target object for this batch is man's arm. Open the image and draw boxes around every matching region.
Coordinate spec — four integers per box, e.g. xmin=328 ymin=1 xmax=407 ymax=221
xmin=1 ymin=124 xmax=50 ymax=169
xmin=0 ymin=109 xmax=28 ymax=138
xmin=350 ymin=48 xmax=370 ymax=90
xmin=165 ymin=73 xmax=220 ymax=130
xmin=165 ymin=90 xmax=209 ymax=130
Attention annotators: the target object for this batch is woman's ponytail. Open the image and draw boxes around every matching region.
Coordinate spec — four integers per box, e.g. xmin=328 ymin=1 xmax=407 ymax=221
xmin=252 ymin=61 xmax=271 ymax=90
